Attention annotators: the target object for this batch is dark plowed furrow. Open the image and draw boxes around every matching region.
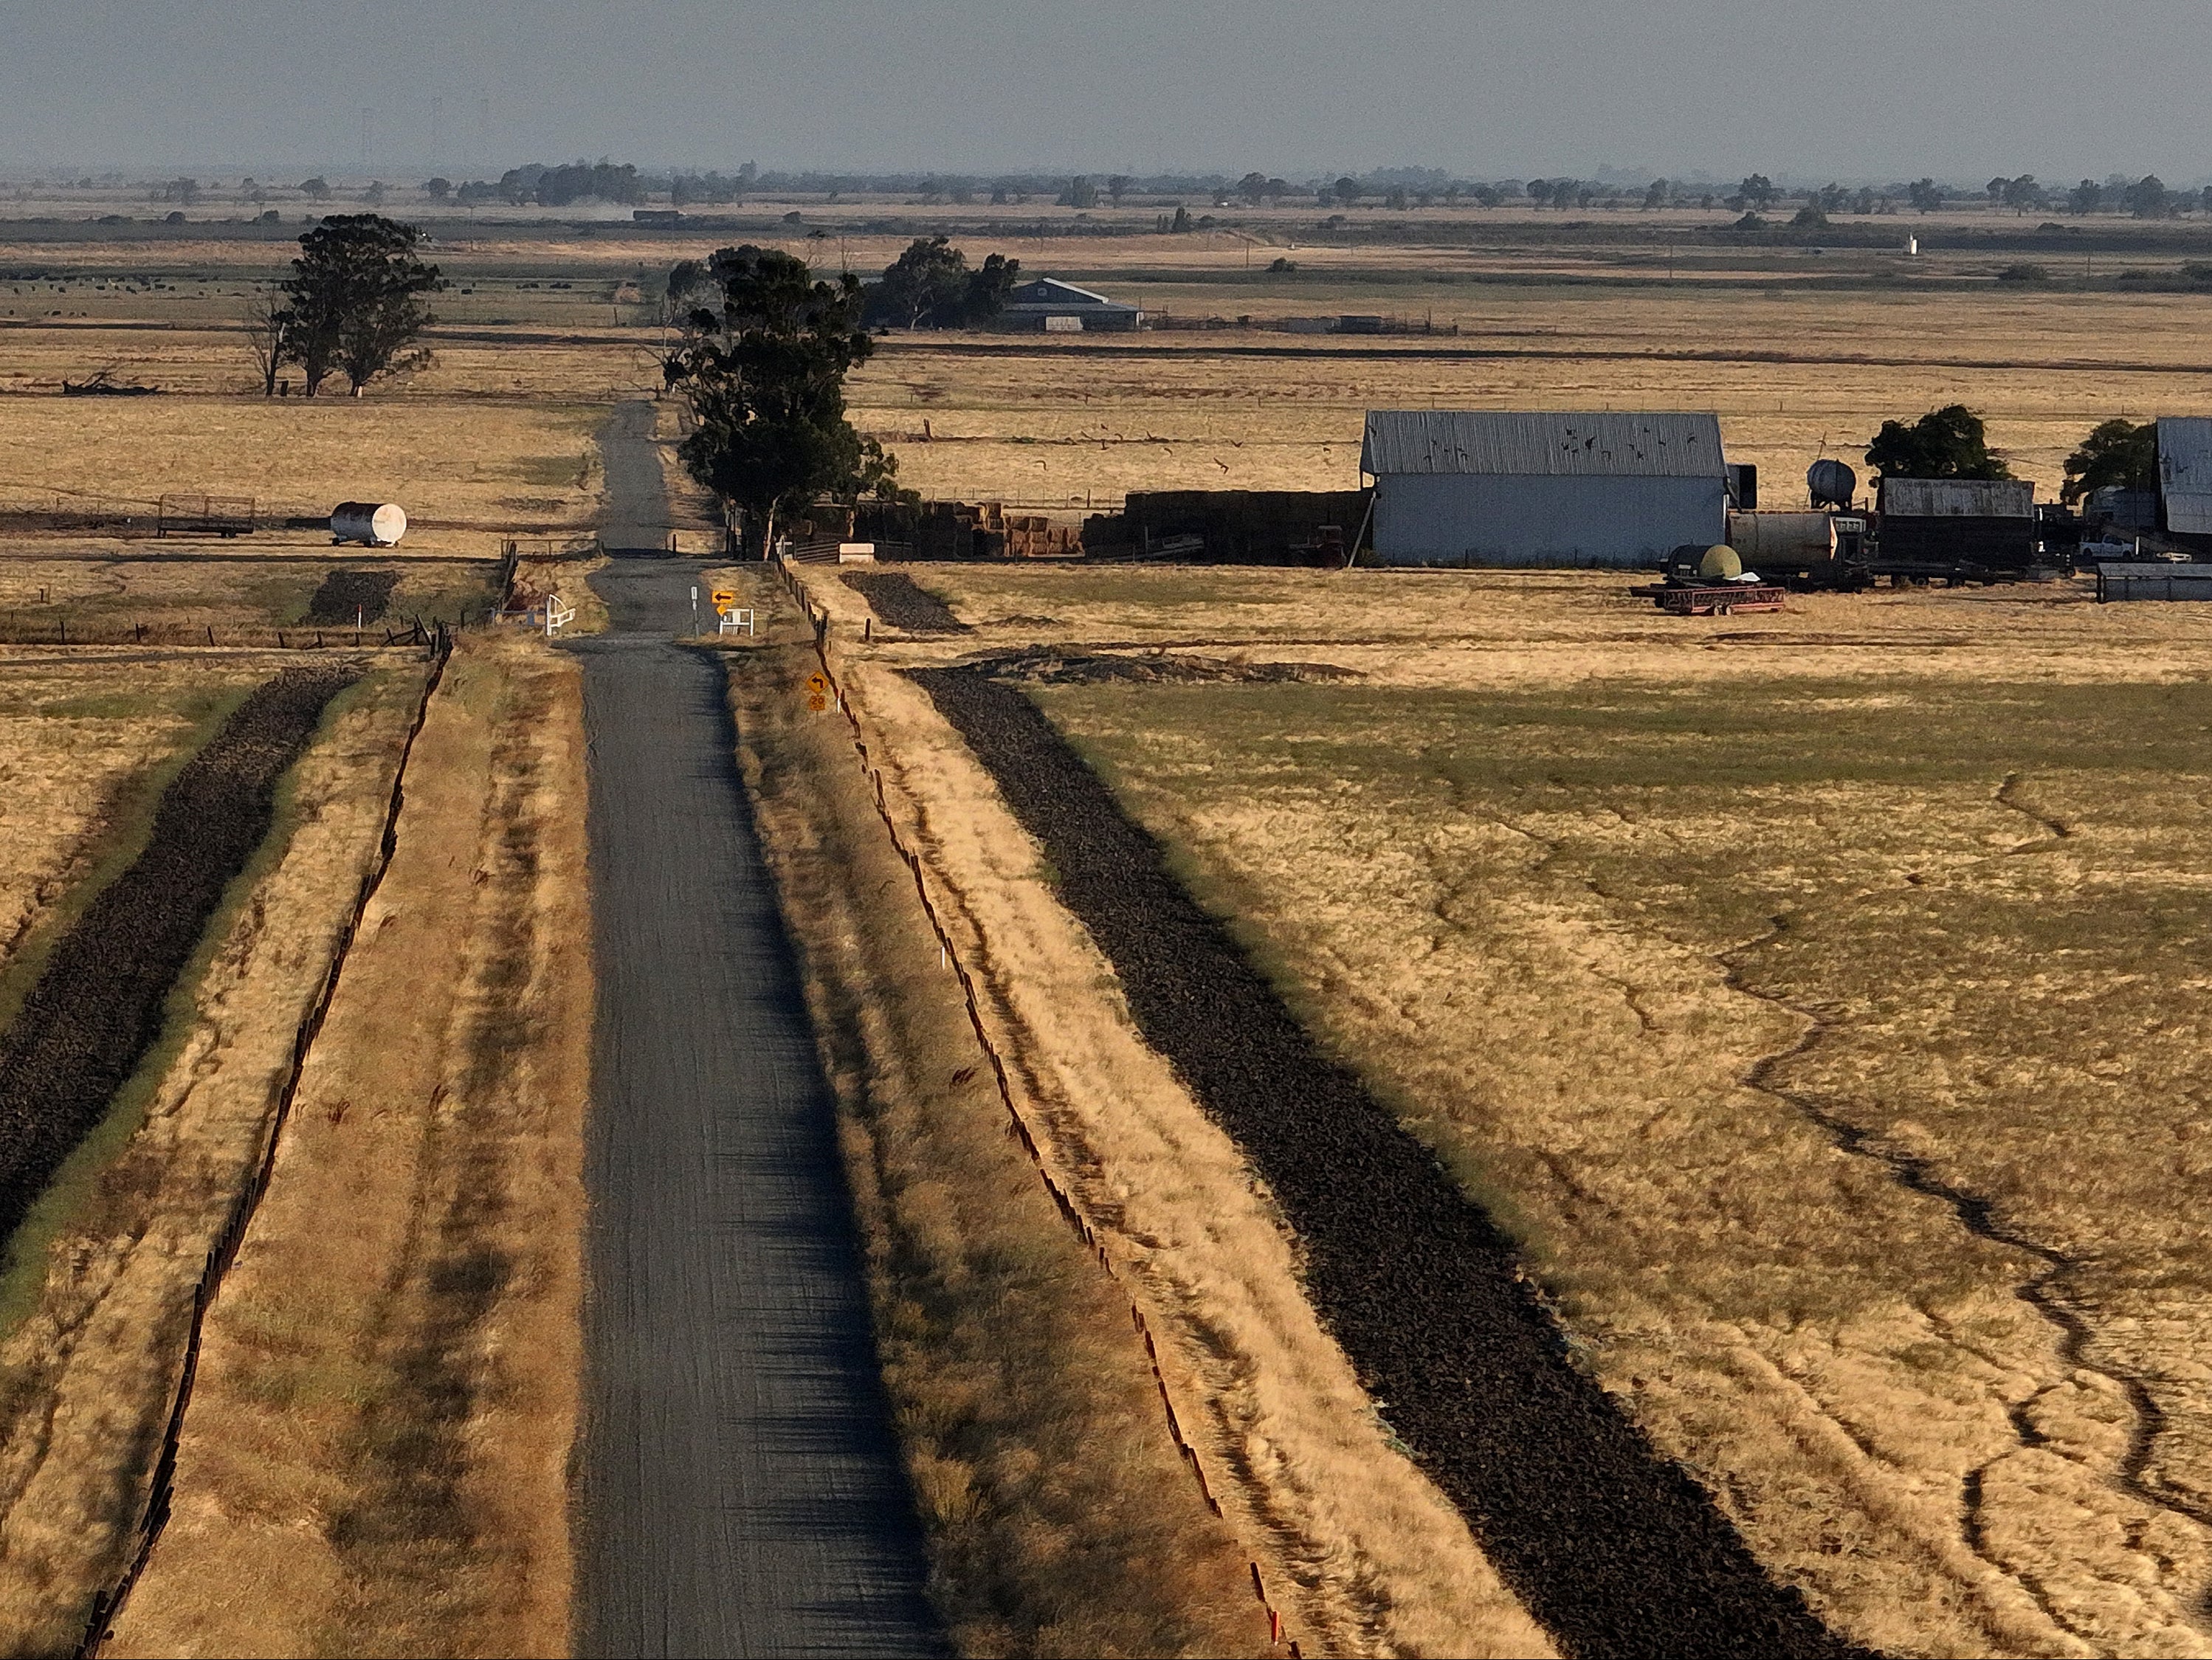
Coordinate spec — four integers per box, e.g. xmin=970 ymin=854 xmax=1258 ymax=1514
xmin=841 ymin=571 xmax=970 ymax=634
xmin=912 ymin=666 xmax=1871 ymax=1660
xmin=0 ymin=666 xmax=358 ymax=1244
xmin=308 ymin=569 xmax=400 ymax=624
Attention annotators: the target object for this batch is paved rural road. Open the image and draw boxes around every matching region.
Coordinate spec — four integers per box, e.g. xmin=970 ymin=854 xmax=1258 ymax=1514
xmin=570 ymin=402 xmax=938 ymax=1658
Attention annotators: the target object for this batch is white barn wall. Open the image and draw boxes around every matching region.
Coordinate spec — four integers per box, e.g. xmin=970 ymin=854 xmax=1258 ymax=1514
xmin=1372 ymin=473 xmax=1726 ymax=568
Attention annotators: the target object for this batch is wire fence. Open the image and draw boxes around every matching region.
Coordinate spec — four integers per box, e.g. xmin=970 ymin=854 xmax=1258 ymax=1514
xmin=0 ymin=617 xmax=454 ymax=650
xmin=74 ymin=624 xmax=454 ymax=1660
xmin=770 ymin=556 xmax=1304 ymax=1658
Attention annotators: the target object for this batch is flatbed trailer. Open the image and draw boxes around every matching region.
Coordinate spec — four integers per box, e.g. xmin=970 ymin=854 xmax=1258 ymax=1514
xmin=1630 ymin=582 xmax=1787 ymax=616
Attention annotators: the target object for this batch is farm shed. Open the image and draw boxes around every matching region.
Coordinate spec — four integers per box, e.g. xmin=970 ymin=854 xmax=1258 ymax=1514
xmin=1359 ymin=410 xmax=1727 ymax=568
xmin=999 ymin=278 xmax=1142 ymax=332
xmin=2157 ymin=416 xmax=2212 ymax=546
xmin=2096 ymin=561 xmax=2212 ymax=602
xmin=1874 ymin=478 xmax=2036 ymax=574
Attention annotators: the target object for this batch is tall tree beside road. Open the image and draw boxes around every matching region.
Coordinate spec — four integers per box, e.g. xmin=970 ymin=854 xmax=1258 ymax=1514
xmin=280 ymin=214 xmax=442 ymax=396
xmin=1866 ymin=404 xmax=2012 ymax=481
xmin=2071 ymin=179 xmax=2106 ymax=215
xmin=1908 ymin=178 xmax=1945 ymax=213
xmin=664 ymin=245 xmax=898 ymax=555
xmin=2062 ymin=419 xmax=2158 ymax=503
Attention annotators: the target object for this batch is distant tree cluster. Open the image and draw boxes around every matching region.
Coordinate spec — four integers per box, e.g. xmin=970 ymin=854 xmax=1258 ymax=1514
xmin=1865 ymin=404 xmax=2011 ymax=481
xmin=245 ymin=214 xmax=442 ymax=397
xmin=2062 ymin=419 xmax=2158 ymax=503
xmin=863 ymin=236 xmax=1021 ymax=328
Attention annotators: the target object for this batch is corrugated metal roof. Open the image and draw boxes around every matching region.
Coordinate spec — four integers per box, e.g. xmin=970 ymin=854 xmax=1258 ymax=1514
xmin=1360 ymin=411 xmax=1724 ymax=478
xmin=2159 ymin=416 xmax=2212 ymax=535
xmin=1878 ymin=478 xmax=2034 ymax=518
xmin=1005 ymin=278 xmax=1131 ymax=309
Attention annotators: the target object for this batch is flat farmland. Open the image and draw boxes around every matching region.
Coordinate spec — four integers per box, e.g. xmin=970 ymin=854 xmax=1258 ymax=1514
xmin=0 ymin=396 xmax=607 ymax=537
xmin=850 ymin=283 xmax=2212 ymax=507
xmin=0 ymin=655 xmax=271 ymax=988
xmin=845 ymin=562 xmax=2212 ymax=1656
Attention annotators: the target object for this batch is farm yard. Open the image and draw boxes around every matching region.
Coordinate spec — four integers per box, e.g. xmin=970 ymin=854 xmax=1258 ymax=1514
xmin=811 ymin=562 xmax=2212 ymax=1657
xmin=6 ymin=184 xmax=2212 ymax=1659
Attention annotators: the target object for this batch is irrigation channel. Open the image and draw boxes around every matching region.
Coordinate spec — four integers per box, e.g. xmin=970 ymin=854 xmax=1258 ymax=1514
xmin=0 ymin=665 xmax=357 ymax=1243
xmin=912 ymin=664 xmax=1873 ymax=1660
xmin=569 ymin=402 xmax=938 ymax=1657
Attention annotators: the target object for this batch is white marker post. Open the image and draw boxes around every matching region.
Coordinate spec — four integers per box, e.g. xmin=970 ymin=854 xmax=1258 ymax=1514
xmin=690 ymin=585 xmax=699 ymax=633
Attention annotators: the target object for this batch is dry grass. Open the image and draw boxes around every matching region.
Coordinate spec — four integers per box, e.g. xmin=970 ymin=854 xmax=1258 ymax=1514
xmin=898 ymin=570 xmax=2212 ymax=1659
xmin=0 ymin=395 xmax=608 ymax=552
xmin=728 ymin=595 xmax=1273 ymax=1657
xmin=0 ymin=557 xmax=502 ymax=642
xmin=846 ymin=292 xmax=2212 ymax=505
xmin=0 ymin=662 xmax=426 ymax=1658
xmin=788 ymin=581 xmax=1554 ymax=1658
xmin=106 ymin=633 xmax=592 ymax=1659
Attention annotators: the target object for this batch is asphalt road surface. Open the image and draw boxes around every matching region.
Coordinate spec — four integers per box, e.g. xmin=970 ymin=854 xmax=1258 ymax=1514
xmin=571 ymin=402 xmax=937 ymax=1658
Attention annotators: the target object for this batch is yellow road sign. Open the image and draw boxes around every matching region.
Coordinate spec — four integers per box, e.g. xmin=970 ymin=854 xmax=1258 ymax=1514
xmin=712 ymin=589 xmax=737 ymax=606
xmin=805 ymin=671 xmax=830 ymax=695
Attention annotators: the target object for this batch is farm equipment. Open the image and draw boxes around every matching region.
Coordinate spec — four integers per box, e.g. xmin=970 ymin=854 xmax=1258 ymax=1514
xmin=1631 ymin=544 xmax=1787 ymax=616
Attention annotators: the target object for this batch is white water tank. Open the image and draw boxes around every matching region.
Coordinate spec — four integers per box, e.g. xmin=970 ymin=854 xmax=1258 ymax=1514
xmin=331 ymin=501 xmax=406 ymax=546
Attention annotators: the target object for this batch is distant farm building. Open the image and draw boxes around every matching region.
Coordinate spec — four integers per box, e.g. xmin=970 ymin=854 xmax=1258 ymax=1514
xmin=2157 ymin=416 xmax=2212 ymax=547
xmin=1360 ymin=410 xmax=1727 ymax=567
xmin=1000 ymin=278 xmax=1142 ymax=332
xmin=1873 ymin=478 xmax=2036 ymax=574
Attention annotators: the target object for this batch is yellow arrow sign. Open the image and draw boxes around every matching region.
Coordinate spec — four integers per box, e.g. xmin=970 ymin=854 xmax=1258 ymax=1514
xmin=712 ymin=589 xmax=737 ymax=606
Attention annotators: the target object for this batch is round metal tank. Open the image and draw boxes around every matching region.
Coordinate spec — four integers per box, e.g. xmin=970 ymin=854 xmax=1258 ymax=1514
xmin=1806 ymin=459 xmax=1858 ymax=509
xmin=1729 ymin=511 xmax=1837 ymax=564
xmin=331 ymin=501 xmax=406 ymax=546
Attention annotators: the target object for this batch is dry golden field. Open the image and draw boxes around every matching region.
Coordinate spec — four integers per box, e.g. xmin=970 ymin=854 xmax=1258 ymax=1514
xmin=10 ymin=209 xmax=2212 ymax=1656
xmin=0 ymin=661 xmax=427 ymax=1656
xmin=108 ymin=635 xmax=592 ymax=1660
xmin=823 ymin=561 xmax=2212 ymax=1658
xmin=846 ymin=287 xmax=2212 ymax=509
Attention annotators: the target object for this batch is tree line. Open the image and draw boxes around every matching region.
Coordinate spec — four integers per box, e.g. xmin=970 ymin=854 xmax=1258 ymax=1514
xmin=1864 ymin=404 xmax=2157 ymax=503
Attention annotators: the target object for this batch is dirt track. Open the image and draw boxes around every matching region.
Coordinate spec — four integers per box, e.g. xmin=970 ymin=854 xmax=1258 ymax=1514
xmin=0 ymin=664 xmax=356 ymax=1245
xmin=913 ymin=665 xmax=1870 ymax=1660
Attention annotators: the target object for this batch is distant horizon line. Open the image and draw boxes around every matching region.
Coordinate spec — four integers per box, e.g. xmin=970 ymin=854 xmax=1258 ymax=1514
xmin=7 ymin=162 xmax=2212 ymax=195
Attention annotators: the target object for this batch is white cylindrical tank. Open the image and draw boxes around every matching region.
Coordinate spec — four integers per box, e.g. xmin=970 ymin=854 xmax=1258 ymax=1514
xmin=331 ymin=502 xmax=407 ymax=546
xmin=1729 ymin=511 xmax=1837 ymax=565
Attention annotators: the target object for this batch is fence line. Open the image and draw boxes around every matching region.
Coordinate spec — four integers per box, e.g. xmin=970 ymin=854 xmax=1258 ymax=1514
xmin=770 ymin=557 xmax=1302 ymax=1657
xmin=0 ymin=617 xmax=456 ymax=652
xmin=75 ymin=625 xmax=455 ymax=1659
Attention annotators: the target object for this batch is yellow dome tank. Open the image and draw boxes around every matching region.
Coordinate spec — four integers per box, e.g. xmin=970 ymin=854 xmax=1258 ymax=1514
xmin=1697 ymin=544 xmax=1743 ymax=580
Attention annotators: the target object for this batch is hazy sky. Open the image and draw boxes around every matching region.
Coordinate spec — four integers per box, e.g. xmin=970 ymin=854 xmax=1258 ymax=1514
xmin=5 ymin=0 xmax=2211 ymax=185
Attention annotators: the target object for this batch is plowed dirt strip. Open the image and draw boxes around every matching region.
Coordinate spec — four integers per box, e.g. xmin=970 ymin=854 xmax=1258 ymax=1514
xmin=0 ymin=667 xmax=356 ymax=1243
xmin=912 ymin=665 xmax=1870 ymax=1660
xmin=841 ymin=571 xmax=972 ymax=635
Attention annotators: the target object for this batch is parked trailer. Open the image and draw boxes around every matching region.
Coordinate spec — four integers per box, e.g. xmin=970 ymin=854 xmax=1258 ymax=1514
xmin=2096 ymin=561 xmax=2212 ymax=602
